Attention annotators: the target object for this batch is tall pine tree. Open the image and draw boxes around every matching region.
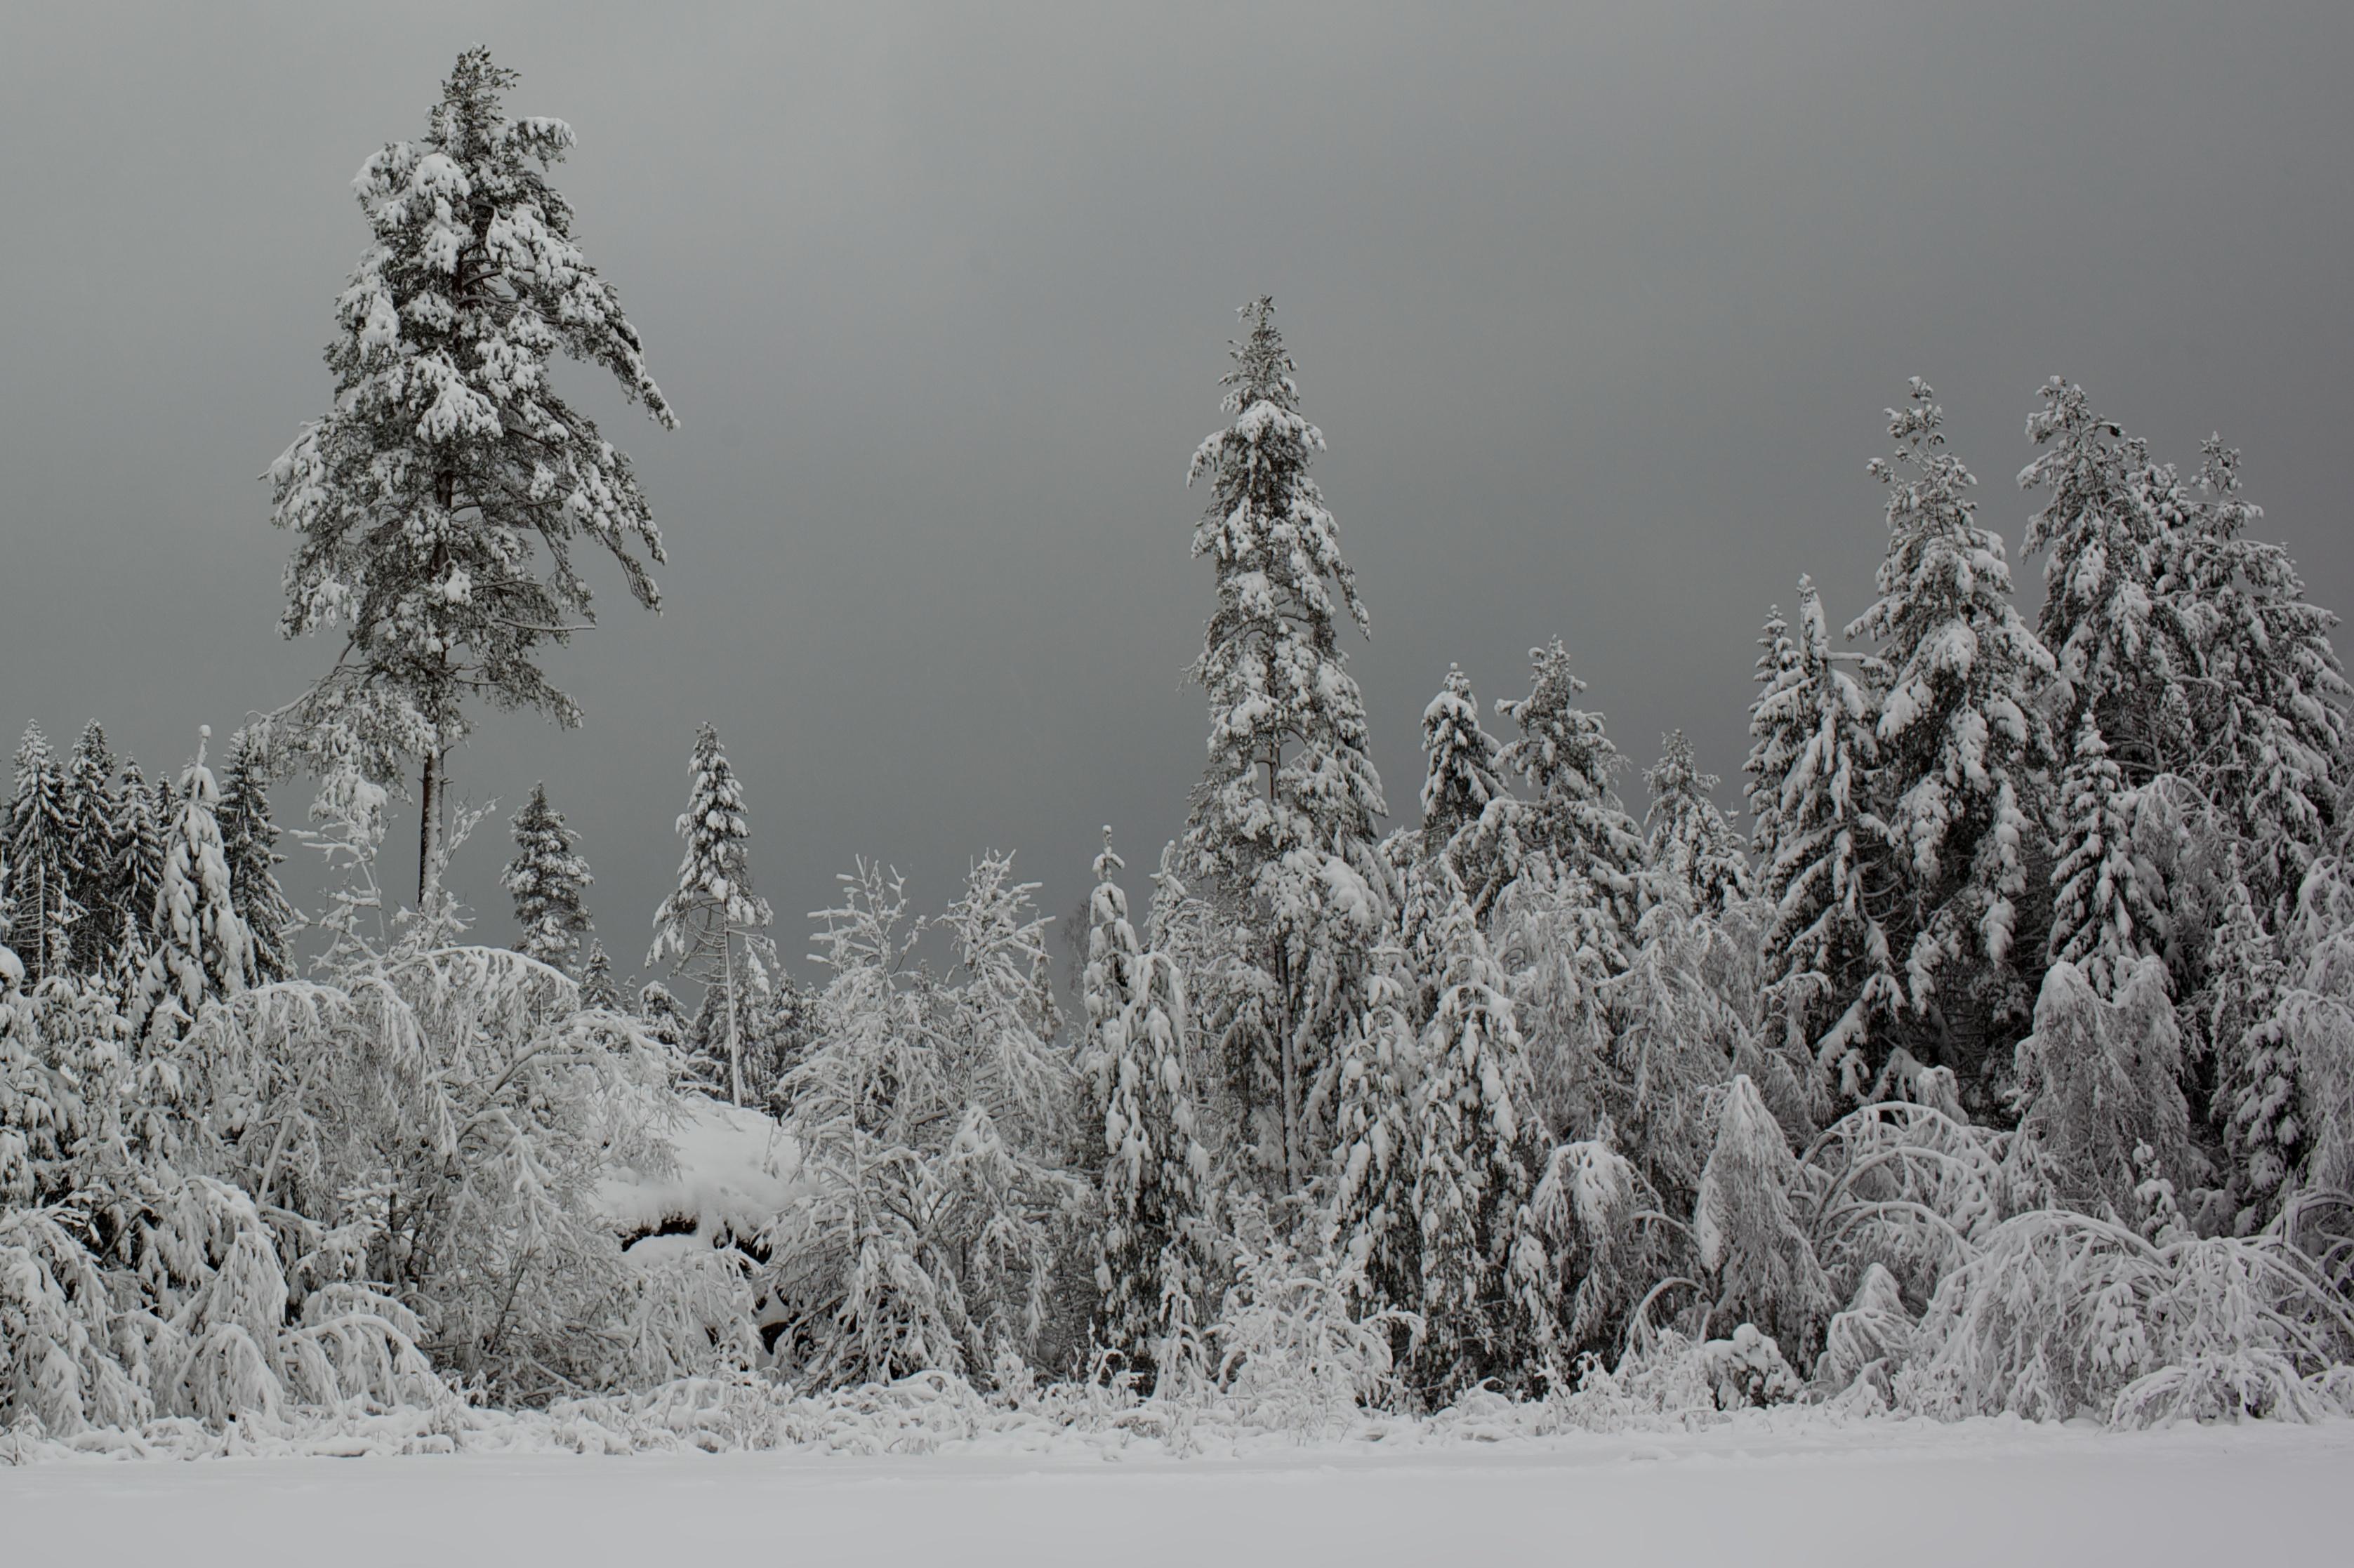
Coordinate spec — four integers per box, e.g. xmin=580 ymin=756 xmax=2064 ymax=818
xmin=1182 ymin=297 xmax=1387 ymax=1188
xmin=1748 ymin=579 xmax=1904 ymax=1098
xmin=2046 ymin=714 xmax=2161 ymax=1000
xmin=1847 ymin=380 xmax=2055 ymax=1093
xmin=267 ymin=47 xmax=677 ymax=904
xmin=214 ymin=731 xmax=296 ymax=983
xmin=1081 ymin=830 xmax=1208 ymax=1378
xmin=1491 ymin=641 xmax=1648 ymax=945
xmin=2018 ymin=379 xmax=2191 ymax=781
xmin=649 ymin=724 xmax=772 ymax=1103
xmin=62 ymin=720 xmax=121 ymax=976
xmin=1419 ymin=664 xmax=1507 ymax=860
xmin=6 ymin=724 xmax=81 ymax=987
xmin=1642 ymin=729 xmax=1753 ymax=916
xmin=128 ymin=728 xmax=254 ymax=1047
xmin=503 ymin=781 xmax=593 ymax=976
xmin=1410 ymin=876 xmax=1552 ymax=1395
xmin=2161 ymin=439 xmax=2349 ymax=925
xmin=108 ymin=760 xmax=168 ymax=991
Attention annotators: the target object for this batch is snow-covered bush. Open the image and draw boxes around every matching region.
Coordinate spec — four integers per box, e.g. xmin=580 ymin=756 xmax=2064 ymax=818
xmin=765 ymin=858 xmax=1084 ymax=1389
xmin=1205 ymin=1214 xmax=1417 ymax=1430
xmin=1891 ymin=1209 xmax=2354 ymax=1424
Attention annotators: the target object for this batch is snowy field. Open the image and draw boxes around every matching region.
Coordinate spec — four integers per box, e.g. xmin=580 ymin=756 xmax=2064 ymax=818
xmin=6 ymin=1418 xmax=2347 ymax=1567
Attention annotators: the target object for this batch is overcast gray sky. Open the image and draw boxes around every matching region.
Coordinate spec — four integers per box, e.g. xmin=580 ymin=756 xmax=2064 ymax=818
xmin=3 ymin=2 xmax=2349 ymax=984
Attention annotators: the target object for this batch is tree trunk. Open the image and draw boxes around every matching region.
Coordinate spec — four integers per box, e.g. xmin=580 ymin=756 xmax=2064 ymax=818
xmin=722 ymin=932 xmax=743 ymax=1105
xmin=1277 ymin=945 xmax=1300 ymax=1191
xmin=419 ymin=749 xmax=445 ymax=908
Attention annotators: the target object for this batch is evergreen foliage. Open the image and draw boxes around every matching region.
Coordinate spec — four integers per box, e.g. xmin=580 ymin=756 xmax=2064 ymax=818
xmin=1081 ymin=831 xmax=1210 ymax=1379
xmin=649 ymin=724 xmax=772 ymax=1103
xmin=2046 ymin=715 xmax=2162 ymax=999
xmin=214 ymin=731 xmax=297 ymax=984
xmin=2018 ymin=379 xmax=2190 ymax=778
xmin=1644 ymin=729 xmax=1752 ymax=916
xmin=503 ymin=780 xmax=593 ymax=976
xmin=1747 ymin=580 xmax=1903 ymax=1099
xmin=62 ymin=721 xmax=121 ymax=976
xmin=1409 ymin=875 xmax=1553 ymax=1395
xmin=579 ymin=938 xmax=621 ymax=1011
xmin=6 ymin=725 xmax=81 ymax=987
xmin=1419 ymin=664 xmax=1507 ymax=861
xmin=1847 ymin=380 xmax=2056 ymax=1092
xmin=1182 ymin=297 xmax=1387 ymax=1190
xmin=266 ymin=46 xmax=677 ymax=902
xmin=128 ymin=729 xmax=255 ymax=1047
xmin=1493 ymin=641 xmax=1648 ymax=942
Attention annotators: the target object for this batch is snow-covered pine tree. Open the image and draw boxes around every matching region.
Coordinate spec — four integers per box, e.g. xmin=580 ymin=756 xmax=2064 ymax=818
xmin=213 ymin=731 xmax=296 ymax=984
xmin=2201 ymin=865 xmax=2296 ymax=1216
xmin=1644 ymin=729 xmax=1753 ymax=916
xmin=1419 ymin=665 xmax=1507 ymax=861
xmin=1747 ymin=579 xmax=1904 ymax=1099
xmin=62 ymin=720 xmax=122 ymax=977
xmin=1410 ymin=872 xmax=1553 ymax=1396
xmin=1745 ymin=604 xmax=1801 ymax=875
xmin=107 ymin=761 xmax=168 ymax=992
xmin=1847 ymin=380 xmax=2056 ymax=1093
xmin=503 ymin=781 xmax=593 ymax=976
xmin=2018 ymin=380 xmax=2193 ymax=781
xmin=1328 ymin=955 xmax=1424 ymax=1336
xmin=267 ymin=47 xmax=677 ymax=904
xmin=1693 ymin=1075 xmax=1832 ymax=1355
xmin=2160 ymin=438 xmax=2350 ymax=926
xmin=649 ymin=724 xmax=772 ymax=1103
xmin=2011 ymin=956 xmax=2190 ymax=1218
xmin=1083 ymin=830 xmax=1209 ymax=1378
xmin=6 ymin=724 xmax=81 ymax=987
xmin=1183 ymin=297 xmax=1387 ymax=1190
xmin=1493 ymin=640 xmax=1648 ymax=944
xmin=2046 ymin=714 xmax=2162 ymax=999
xmin=579 ymin=938 xmax=621 ymax=1011
xmin=128 ymin=728 xmax=255 ymax=1047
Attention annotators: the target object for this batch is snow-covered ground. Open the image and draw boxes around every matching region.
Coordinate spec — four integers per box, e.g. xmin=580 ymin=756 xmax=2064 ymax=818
xmin=6 ymin=1417 xmax=2345 ymax=1566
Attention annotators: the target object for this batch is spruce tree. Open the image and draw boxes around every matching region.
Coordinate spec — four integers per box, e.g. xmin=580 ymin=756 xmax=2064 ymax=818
xmin=2202 ymin=866 xmax=2295 ymax=1213
xmin=1419 ymin=664 xmax=1507 ymax=860
xmin=579 ymin=938 xmax=621 ymax=1011
xmin=1410 ymin=876 xmax=1552 ymax=1395
xmin=62 ymin=720 xmax=121 ymax=976
xmin=1182 ymin=297 xmax=1387 ymax=1188
xmin=1082 ymin=830 xmax=1208 ymax=1377
xmin=649 ymin=724 xmax=772 ymax=1103
xmin=2018 ymin=379 xmax=2192 ymax=781
xmin=214 ymin=731 xmax=296 ymax=983
xmin=128 ymin=728 xmax=254 ymax=1047
xmin=1328 ymin=957 xmax=1424 ymax=1335
xmin=1744 ymin=604 xmax=1801 ymax=875
xmin=6 ymin=724 xmax=81 ymax=987
xmin=2013 ymin=957 xmax=2190 ymax=1216
xmin=267 ymin=47 xmax=677 ymax=904
xmin=503 ymin=781 xmax=593 ymax=976
xmin=109 ymin=762 xmax=168 ymax=977
xmin=2162 ymin=438 xmax=2350 ymax=926
xmin=1847 ymin=380 xmax=2055 ymax=1089
xmin=2046 ymin=715 xmax=2162 ymax=999
xmin=1643 ymin=729 xmax=1752 ymax=916
xmin=1493 ymin=640 xmax=1648 ymax=943
xmin=1747 ymin=580 xmax=1903 ymax=1098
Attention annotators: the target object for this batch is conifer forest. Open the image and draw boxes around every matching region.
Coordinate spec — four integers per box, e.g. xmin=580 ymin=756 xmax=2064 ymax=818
xmin=4 ymin=22 xmax=2352 ymax=1564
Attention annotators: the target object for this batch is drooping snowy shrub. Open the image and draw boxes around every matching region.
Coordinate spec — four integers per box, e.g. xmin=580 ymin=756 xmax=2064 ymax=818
xmin=765 ymin=858 xmax=1085 ymax=1389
